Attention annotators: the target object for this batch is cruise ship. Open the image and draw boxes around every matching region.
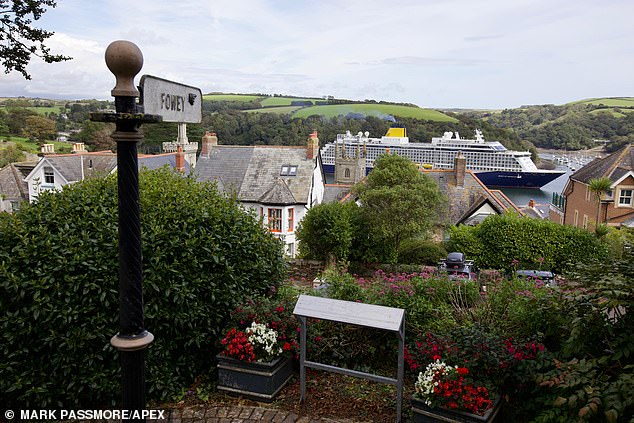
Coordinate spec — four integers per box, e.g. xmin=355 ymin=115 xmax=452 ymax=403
xmin=320 ymin=128 xmax=565 ymax=188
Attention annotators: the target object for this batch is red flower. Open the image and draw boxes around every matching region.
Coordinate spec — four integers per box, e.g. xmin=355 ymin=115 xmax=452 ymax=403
xmin=283 ymin=342 xmax=291 ymax=351
xmin=456 ymin=367 xmax=469 ymax=376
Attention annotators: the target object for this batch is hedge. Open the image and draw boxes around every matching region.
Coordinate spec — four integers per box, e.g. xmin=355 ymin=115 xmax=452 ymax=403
xmin=0 ymin=167 xmax=286 ymax=408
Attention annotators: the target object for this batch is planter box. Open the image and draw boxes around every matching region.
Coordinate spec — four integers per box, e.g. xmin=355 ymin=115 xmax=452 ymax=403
xmin=216 ymin=354 xmax=293 ymax=402
xmin=411 ymin=395 xmax=501 ymax=423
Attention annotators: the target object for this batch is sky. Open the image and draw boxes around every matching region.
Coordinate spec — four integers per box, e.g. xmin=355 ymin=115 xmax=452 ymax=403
xmin=2 ymin=0 xmax=633 ymax=109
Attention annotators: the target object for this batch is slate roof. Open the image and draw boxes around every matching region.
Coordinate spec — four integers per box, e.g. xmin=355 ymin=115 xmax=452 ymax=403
xmin=33 ymin=151 xmax=189 ymax=184
xmin=139 ymin=153 xmax=191 ymax=173
xmin=195 ymin=146 xmax=317 ymax=205
xmin=0 ymin=161 xmax=36 ymax=201
xmin=43 ymin=153 xmax=117 ymax=182
xmin=323 ymin=184 xmax=354 ymax=203
xmin=571 ymin=144 xmax=634 ymax=184
xmin=422 ymin=170 xmax=520 ymax=225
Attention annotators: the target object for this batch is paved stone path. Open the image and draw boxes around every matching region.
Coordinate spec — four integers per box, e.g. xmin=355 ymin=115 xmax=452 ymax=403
xmin=155 ymin=406 xmax=360 ymax=423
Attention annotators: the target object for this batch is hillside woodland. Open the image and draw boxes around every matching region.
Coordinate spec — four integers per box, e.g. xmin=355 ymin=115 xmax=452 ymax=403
xmin=463 ymin=100 xmax=634 ymax=151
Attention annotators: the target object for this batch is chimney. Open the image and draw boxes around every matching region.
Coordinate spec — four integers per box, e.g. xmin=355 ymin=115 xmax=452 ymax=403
xmin=176 ymin=145 xmax=185 ymax=173
xmin=307 ymin=131 xmax=319 ymax=160
xmin=528 ymin=199 xmax=536 ymax=208
xmin=201 ymin=132 xmax=218 ymax=157
xmin=72 ymin=143 xmax=86 ymax=153
xmin=40 ymin=143 xmax=55 ymax=155
xmin=454 ymin=151 xmax=466 ymax=187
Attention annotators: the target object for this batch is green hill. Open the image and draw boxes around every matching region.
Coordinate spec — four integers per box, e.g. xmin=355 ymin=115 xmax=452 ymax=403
xmin=568 ymin=97 xmax=634 ymax=108
xmin=202 ymin=93 xmax=456 ymax=122
xmin=292 ymin=103 xmax=457 ymax=121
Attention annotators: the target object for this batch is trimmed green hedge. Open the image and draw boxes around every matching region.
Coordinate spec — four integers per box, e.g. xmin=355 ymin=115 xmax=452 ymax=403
xmin=447 ymin=213 xmax=608 ymax=273
xmin=0 ymin=167 xmax=286 ymax=408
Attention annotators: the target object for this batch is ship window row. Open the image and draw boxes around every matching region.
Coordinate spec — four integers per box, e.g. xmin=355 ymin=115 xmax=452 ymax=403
xmin=328 ymin=147 xmax=521 ymax=170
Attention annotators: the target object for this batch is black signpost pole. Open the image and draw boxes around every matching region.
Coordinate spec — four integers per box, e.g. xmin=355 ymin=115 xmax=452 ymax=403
xmin=92 ymin=40 xmax=160 ymax=422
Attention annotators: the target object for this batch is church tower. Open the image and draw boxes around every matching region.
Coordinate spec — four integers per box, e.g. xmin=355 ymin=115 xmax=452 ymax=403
xmin=334 ymin=131 xmax=367 ymax=184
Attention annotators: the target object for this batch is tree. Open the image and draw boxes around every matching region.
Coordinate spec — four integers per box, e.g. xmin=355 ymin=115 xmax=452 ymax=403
xmin=588 ymin=176 xmax=613 ymax=228
xmin=0 ymin=0 xmax=71 ymax=79
xmin=0 ymin=144 xmax=25 ymax=167
xmin=22 ymin=114 xmax=55 ymax=142
xmin=296 ymin=201 xmax=358 ymax=261
xmin=352 ymin=153 xmax=446 ymax=263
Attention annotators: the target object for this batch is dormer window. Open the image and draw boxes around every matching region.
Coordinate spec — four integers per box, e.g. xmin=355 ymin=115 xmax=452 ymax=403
xmin=280 ymin=165 xmax=289 ymax=176
xmin=289 ymin=165 xmax=297 ymax=176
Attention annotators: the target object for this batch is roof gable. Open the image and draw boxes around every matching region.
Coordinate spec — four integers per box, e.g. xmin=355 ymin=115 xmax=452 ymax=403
xmin=422 ymin=169 xmax=516 ymax=224
xmin=0 ymin=163 xmax=33 ymax=200
xmin=258 ymin=178 xmax=297 ymax=204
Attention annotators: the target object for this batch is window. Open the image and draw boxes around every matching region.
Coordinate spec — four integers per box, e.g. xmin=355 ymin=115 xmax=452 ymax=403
xmin=574 ymin=210 xmax=579 ymax=227
xmin=10 ymin=201 xmax=19 ymax=212
xmin=44 ymin=167 xmax=54 ymax=184
xmin=618 ymin=188 xmax=633 ymax=207
xmin=268 ymin=208 xmax=282 ymax=232
xmin=344 ymin=168 xmax=350 ymax=178
xmin=288 ymin=208 xmax=294 ymax=232
xmin=583 ymin=214 xmax=588 ymax=229
xmin=281 ymin=164 xmax=297 ymax=176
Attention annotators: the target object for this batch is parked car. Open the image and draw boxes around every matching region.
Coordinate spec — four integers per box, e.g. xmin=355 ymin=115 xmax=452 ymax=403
xmin=515 ymin=269 xmax=557 ymax=287
xmin=438 ymin=252 xmax=477 ymax=281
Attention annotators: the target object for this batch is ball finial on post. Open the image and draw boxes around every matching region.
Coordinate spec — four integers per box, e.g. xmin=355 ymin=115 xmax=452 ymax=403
xmin=105 ymin=40 xmax=143 ymax=97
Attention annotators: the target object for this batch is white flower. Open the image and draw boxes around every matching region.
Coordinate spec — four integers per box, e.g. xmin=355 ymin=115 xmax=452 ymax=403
xmin=414 ymin=360 xmax=458 ymax=406
xmin=245 ymin=322 xmax=282 ymax=362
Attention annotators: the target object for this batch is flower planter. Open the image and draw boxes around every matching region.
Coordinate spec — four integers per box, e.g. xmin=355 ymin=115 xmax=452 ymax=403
xmin=411 ymin=396 xmax=502 ymax=423
xmin=216 ymin=354 xmax=293 ymax=402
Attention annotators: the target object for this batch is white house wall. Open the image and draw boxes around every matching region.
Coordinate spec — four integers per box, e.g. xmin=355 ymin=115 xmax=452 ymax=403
xmin=310 ymin=162 xmax=325 ymax=206
xmin=26 ymin=163 xmax=68 ymax=203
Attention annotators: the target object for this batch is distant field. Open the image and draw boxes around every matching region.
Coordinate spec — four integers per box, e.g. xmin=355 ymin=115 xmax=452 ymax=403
xmin=260 ymin=97 xmax=320 ymax=107
xmin=244 ymin=106 xmax=303 ymax=114
xmin=203 ymin=94 xmax=263 ymax=102
xmin=2 ymin=136 xmax=71 ymax=154
xmin=0 ymin=106 xmax=63 ymax=115
xmin=292 ymin=104 xmax=457 ymax=122
xmin=589 ymin=109 xmax=627 ymax=118
xmin=570 ymin=97 xmax=634 ymax=107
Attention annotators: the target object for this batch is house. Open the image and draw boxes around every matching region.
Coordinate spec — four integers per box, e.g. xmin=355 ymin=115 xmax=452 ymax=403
xmin=24 ymin=145 xmax=189 ymax=202
xmin=422 ymin=152 xmax=522 ymax=226
xmin=553 ymin=144 xmax=634 ymax=228
xmin=0 ymin=161 xmax=37 ymax=212
xmin=194 ymin=132 xmax=325 ymax=257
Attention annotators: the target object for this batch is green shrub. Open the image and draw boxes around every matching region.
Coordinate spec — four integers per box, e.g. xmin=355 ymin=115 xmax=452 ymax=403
xmin=296 ymin=201 xmax=358 ymax=261
xmin=527 ymin=253 xmax=634 ymax=422
xmin=447 ymin=213 xmax=608 ymax=273
xmin=0 ymin=167 xmax=286 ymax=408
xmin=398 ymin=239 xmax=447 ymax=265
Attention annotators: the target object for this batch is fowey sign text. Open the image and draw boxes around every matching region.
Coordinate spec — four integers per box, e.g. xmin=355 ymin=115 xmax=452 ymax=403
xmin=139 ymin=75 xmax=202 ymax=123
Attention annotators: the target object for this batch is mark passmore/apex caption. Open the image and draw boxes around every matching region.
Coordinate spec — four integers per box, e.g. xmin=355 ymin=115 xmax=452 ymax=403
xmin=17 ymin=409 xmax=166 ymax=420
